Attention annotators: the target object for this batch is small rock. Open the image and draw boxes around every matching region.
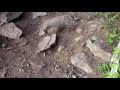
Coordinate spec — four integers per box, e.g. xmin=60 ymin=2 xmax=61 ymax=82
xmin=43 ymin=52 xmax=46 ymax=57
xmin=91 ymin=36 xmax=103 ymax=44
xmin=75 ymin=37 xmax=81 ymax=42
xmin=72 ymin=75 xmax=77 ymax=78
xmin=86 ymin=40 xmax=112 ymax=62
xmin=32 ymin=12 xmax=47 ymax=19
xmin=91 ymin=36 xmax=98 ymax=41
xmin=71 ymin=53 xmax=93 ymax=73
xmin=1 ymin=44 xmax=6 ymax=48
xmin=39 ymin=15 xmax=77 ymax=36
xmin=39 ymin=30 xmax=45 ymax=36
xmin=37 ymin=34 xmax=56 ymax=53
xmin=58 ymin=46 xmax=64 ymax=52
xmin=76 ymin=27 xmax=82 ymax=33
xmin=67 ymin=64 xmax=70 ymax=68
xmin=84 ymin=76 xmax=88 ymax=78
xmin=55 ymin=65 xmax=59 ymax=71
xmin=0 ymin=22 xmax=22 ymax=39
xmin=5 ymin=47 xmax=12 ymax=51
xmin=18 ymin=69 xmax=24 ymax=72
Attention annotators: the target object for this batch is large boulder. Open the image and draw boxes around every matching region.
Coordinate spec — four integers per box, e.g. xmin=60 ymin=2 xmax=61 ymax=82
xmin=39 ymin=15 xmax=77 ymax=36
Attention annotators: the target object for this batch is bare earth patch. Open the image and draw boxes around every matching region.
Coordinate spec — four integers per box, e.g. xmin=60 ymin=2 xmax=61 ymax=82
xmin=0 ymin=12 xmax=112 ymax=78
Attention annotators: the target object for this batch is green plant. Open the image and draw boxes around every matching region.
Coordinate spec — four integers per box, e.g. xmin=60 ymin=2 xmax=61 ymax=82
xmin=96 ymin=12 xmax=119 ymax=29
xmin=105 ymin=27 xmax=120 ymax=44
xmin=105 ymin=72 xmax=119 ymax=78
xmin=113 ymin=47 xmax=120 ymax=55
xmin=98 ymin=46 xmax=120 ymax=78
xmin=97 ymin=64 xmax=110 ymax=73
xmin=96 ymin=12 xmax=120 ymax=45
xmin=96 ymin=12 xmax=120 ymax=78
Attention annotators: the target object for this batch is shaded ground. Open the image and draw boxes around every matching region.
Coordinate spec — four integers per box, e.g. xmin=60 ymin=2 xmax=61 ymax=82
xmin=0 ymin=12 xmax=113 ymax=78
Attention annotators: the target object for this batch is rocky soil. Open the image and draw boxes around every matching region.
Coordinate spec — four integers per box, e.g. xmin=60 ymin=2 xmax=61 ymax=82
xmin=0 ymin=12 xmax=112 ymax=78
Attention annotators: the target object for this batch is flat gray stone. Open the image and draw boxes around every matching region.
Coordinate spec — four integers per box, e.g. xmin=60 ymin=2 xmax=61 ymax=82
xmin=71 ymin=53 xmax=93 ymax=73
xmin=0 ymin=22 xmax=22 ymax=39
xmin=86 ymin=39 xmax=112 ymax=62
xmin=37 ymin=34 xmax=56 ymax=53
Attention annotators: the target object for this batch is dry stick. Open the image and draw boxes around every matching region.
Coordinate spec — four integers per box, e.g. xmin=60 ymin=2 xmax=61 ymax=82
xmin=108 ymin=41 xmax=120 ymax=78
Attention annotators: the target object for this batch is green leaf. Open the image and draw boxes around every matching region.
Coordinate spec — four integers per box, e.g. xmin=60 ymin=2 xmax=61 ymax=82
xmin=109 ymin=63 xmax=113 ymax=68
xmin=104 ymin=72 xmax=111 ymax=78
xmin=98 ymin=64 xmax=110 ymax=73
xmin=114 ymin=72 xmax=120 ymax=78
xmin=107 ymin=37 xmax=114 ymax=44
xmin=117 ymin=34 xmax=120 ymax=39
xmin=108 ymin=33 xmax=118 ymax=38
xmin=118 ymin=65 xmax=120 ymax=73
xmin=113 ymin=47 xmax=120 ymax=55
xmin=109 ymin=72 xmax=119 ymax=78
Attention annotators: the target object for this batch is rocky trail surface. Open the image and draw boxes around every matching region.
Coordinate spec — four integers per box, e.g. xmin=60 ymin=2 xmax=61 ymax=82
xmin=0 ymin=12 xmax=112 ymax=78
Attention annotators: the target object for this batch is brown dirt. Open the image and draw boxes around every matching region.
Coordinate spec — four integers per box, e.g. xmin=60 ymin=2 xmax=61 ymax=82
xmin=0 ymin=12 xmax=112 ymax=78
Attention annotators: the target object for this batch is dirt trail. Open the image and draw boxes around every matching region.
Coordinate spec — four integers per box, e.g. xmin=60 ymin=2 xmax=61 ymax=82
xmin=0 ymin=12 xmax=112 ymax=78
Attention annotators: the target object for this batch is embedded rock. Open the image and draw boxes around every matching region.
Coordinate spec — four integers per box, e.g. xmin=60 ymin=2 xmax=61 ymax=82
xmin=0 ymin=22 xmax=22 ymax=39
xmin=71 ymin=53 xmax=93 ymax=73
xmin=39 ymin=15 xmax=77 ymax=36
xmin=86 ymin=39 xmax=112 ymax=62
xmin=37 ymin=34 xmax=56 ymax=53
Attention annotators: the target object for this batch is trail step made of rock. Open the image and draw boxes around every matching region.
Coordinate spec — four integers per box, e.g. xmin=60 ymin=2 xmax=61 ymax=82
xmin=86 ymin=39 xmax=112 ymax=62
xmin=71 ymin=52 xmax=93 ymax=74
